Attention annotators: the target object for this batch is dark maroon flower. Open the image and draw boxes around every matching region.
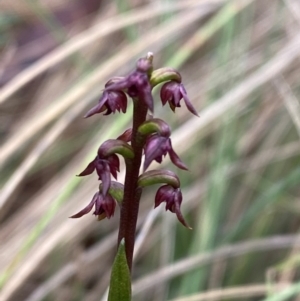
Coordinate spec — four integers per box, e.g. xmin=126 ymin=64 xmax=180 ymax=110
xmin=155 ymin=185 xmax=190 ymax=228
xmin=143 ymin=134 xmax=188 ymax=171
xmin=84 ymin=89 xmax=127 ymax=118
xmin=70 ymin=191 xmax=116 ymax=220
xmin=160 ymin=81 xmax=198 ymax=116
xmin=77 ymin=154 xmax=119 ymax=195
xmin=105 ymin=58 xmax=154 ymax=112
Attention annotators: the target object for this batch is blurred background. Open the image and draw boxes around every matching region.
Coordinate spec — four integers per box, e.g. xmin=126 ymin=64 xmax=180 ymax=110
xmin=1 ymin=0 xmax=300 ymax=300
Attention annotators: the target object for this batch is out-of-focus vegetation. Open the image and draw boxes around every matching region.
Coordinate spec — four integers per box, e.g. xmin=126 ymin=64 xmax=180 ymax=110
xmin=1 ymin=0 xmax=300 ymax=300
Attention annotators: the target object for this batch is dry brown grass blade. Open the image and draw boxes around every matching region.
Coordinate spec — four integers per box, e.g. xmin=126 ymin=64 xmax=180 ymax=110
xmin=229 ymin=141 xmax=300 ymax=175
xmin=0 ymin=6 xmax=214 ymax=168
xmin=0 ymin=0 xmax=221 ymax=105
xmin=167 ymin=284 xmax=290 ymax=301
xmin=0 ymin=92 xmax=93 ymax=214
xmin=0 ymin=1 xmax=72 ymax=17
xmin=132 ymin=235 xmax=300 ymax=296
xmin=273 ymin=76 xmax=300 ymax=138
xmin=284 ymin=0 xmax=300 ymax=24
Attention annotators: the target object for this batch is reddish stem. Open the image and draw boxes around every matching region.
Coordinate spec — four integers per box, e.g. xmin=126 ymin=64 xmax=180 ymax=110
xmin=117 ymin=98 xmax=148 ymax=271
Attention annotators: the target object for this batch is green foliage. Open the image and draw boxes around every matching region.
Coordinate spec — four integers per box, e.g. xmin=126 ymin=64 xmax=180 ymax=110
xmin=108 ymin=240 xmax=131 ymax=301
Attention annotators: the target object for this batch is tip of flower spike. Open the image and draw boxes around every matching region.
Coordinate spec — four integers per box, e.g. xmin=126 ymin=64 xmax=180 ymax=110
xmin=147 ymin=52 xmax=153 ymax=63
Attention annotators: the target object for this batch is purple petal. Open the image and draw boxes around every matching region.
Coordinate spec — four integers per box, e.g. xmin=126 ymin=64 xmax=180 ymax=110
xmin=84 ymin=103 xmax=105 ymax=118
xmin=180 ymin=85 xmax=199 ymax=117
xmin=167 ymin=140 xmax=188 ymax=170
xmin=94 ymin=193 xmax=104 ymax=216
xmin=171 ymin=84 xmax=181 ymax=109
xmin=84 ymin=92 xmax=109 ymax=118
xmin=144 ymin=136 xmax=166 ymax=171
xmin=100 ymin=165 xmax=111 ymax=196
xmin=154 ymin=185 xmax=173 ymax=208
xmin=117 ymin=91 xmax=128 ymax=113
xmin=77 ymin=160 xmax=95 ymax=177
xmin=141 ymin=83 xmax=154 ymax=113
xmin=102 ymin=194 xmax=116 ymax=219
xmin=160 ymin=82 xmax=172 ymax=106
xmin=105 ymin=78 xmax=129 ymax=92
xmin=117 ymin=128 xmax=132 ymax=142
xmin=174 ymin=191 xmax=191 ymax=229
xmin=107 ymin=154 xmax=120 ymax=179
xmin=106 ymin=91 xmax=127 ymax=114
xmin=70 ymin=193 xmax=97 ymax=218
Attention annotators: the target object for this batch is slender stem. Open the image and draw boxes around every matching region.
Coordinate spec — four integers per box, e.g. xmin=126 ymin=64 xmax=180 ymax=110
xmin=117 ymin=99 xmax=148 ymax=271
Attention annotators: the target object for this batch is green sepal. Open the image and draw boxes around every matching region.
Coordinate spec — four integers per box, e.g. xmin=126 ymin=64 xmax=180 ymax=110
xmin=150 ymin=67 xmax=181 ymax=87
xmin=99 ymin=181 xmax=124 ymax=204
xmin=108 ymin=239 xmax=131 ymax=301
xmin=137 ymin=118 xmax=170 ymax=137
xmin=138 ymin=169 xmax=180 ymax=188
xmin=99 ymin=139 xmax=134 ymax=159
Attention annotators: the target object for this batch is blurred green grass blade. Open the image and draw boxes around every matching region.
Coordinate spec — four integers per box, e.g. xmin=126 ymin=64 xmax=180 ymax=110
xmin=225 ymin=166 xmax=300 ymax=242
xmin=25 ymin=0 xmax=67 ymax=43
xmin=261 ymin=282 xmax=300 ymax=301
xmin=114 ymin=0 xmax=138 ymax=41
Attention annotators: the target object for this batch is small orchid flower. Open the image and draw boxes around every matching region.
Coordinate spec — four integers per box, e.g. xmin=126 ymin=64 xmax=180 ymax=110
xmin=143 ymin=133 xmax=187 ymax=171
xmin=155 ymin=185 xmax=190 ymax=228
xmin=77 ymin=139 xmax=134 ymax=195
xmin=70 ymin=191 xmax=116 ymax=220
xmin=77 ymin=154 xmax=119 ymax=195
xmin=105 ymin=57 xmax=154 ymax=112
xmin=84 ymin=78 xmax=127 ymax=118
xmin=160 ymin=81 xmax=198 ymax=116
